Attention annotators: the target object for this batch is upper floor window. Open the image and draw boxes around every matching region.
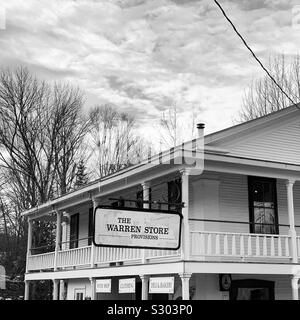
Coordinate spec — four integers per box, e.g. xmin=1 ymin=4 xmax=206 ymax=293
xmin=248 ymin=176 xmax=278 ymax=234
xmin=168 ymin=178 xmax=182 ymax=212
xmin=136 ymin=189 xmax=152 ymax=209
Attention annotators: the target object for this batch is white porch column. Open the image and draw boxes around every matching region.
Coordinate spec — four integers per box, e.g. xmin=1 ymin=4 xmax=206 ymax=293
xmin=90 ymin=277 xmax=96 ymax=300
xmin=141 ymin=182 xmax=150 ymax=264
xmin=24 ymin=280 xmax=30 ymax=300
xmin=52 ymin=279 xmax=59 ymax=300
xmin=59 ymin=280 xmax=65 ymax=300
xmin=61 ymin=221 xmax=67 ymax=250
xmin=180 ymin=169 xmax=191 ymax=260
xmin=286 ymin=180 xmax=298 ymax=263
xmin=139 ymin=275 xmax=149 ymax=300
xmin=179 ymin=273 xmax=192 ymax=300
xmin=291 ymin=276 xmax=299 ymax=300
xmin=91 ymin=198 xmax=100 ymax=268
xmin=54 ymin=211 xmax=62 ymax=271
xmin=25 ymin=219 xmax=33 ymax=273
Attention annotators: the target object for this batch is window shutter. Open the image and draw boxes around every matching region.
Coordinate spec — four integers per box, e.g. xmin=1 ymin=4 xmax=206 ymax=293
xmin=88 ymin=208 xmax=93 ymax=246
xmin=70 ymin=213 xmax=79 ymax=249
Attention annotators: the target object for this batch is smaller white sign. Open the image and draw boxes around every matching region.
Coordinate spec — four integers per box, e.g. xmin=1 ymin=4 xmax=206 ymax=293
xmin=119 ymin=278 xmax=136 ymax=294
xmin=96 ymin=279 xmax=111 ymax=293
xmin=149 ymin=277 xmax=174 ymax=294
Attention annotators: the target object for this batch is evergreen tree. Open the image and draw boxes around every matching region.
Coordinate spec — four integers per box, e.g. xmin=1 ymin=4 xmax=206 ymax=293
xmin=74 ymin=159 xmax=89 ymax=189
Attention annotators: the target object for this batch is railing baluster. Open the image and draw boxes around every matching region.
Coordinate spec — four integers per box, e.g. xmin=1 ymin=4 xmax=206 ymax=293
xmin=232 ymin=234 xmax=236 ymax=256
xmin=285 ymin=237 xmax=290 ymax=257
xmin=224 ymin=234 xmax=228 ymax=255
xmin=270 ymin=236 xmax=275 ymax=257
xmin=240 ymin=235 xmax=245 ymax=258
xmin=278 ymin=237 xmax=282 ymax=257
xmin=207 ymin=234 xmax=212 ymax=255
xmin=200 ymin=233 xmax=205 ymax=255
xmin=216 ymin=234 xmax=220 ymax=255
xmin=255 ymin=236 xmax=260 ymax=256
xmin=263 ymin=236 xmax=267 ymax=256
xmin=247 ymin=235 xmax=252 ymax=256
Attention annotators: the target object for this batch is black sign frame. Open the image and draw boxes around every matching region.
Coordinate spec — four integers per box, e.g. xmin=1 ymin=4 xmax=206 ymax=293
xmin=93 ymin=205 xmax=183 ymax=251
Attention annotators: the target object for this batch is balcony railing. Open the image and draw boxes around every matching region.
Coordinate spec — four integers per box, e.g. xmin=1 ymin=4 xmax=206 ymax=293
xmin=26 ymin=219 xmax=300 ymax=272
xmin=26 ymin=239 xmax=181 ymax=271
xmin=189 ymin=218 xmax=299 ymax=263
xmin=190 ymin=231 xmax=292 ymax=262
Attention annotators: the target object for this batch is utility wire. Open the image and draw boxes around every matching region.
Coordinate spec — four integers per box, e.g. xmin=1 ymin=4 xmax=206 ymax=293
xmin=213 ymin=0 xmax=300 ymax=109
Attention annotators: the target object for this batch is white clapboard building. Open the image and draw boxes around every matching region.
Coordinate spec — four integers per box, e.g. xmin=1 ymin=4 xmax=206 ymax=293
xmin=23 ymin=105 xmax=300 ymax=300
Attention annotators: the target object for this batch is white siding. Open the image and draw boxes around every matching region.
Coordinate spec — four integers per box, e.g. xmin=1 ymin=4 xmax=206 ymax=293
xmin=190 ymin=173 xmax=300 ymax=235
xmin=66 ymin=204 xmax=92 ymax=248
xmin=221 ymin=118 xmax=300 ymax=165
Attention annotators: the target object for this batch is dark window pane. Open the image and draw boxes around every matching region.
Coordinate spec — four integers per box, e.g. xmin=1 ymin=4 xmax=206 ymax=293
xmin=168 ymin=179 xmax=182 ymax=212
xmin=136 ymin=190 xmax=143 ymax=208
xmin=249 ymin=177 xmax=278 ymax=235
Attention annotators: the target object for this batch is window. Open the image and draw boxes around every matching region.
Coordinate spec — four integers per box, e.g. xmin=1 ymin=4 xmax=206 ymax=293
xmin=168 ymin=179 xmax=182 ymax=212
xmin=136 ymin=189 xmax=152 ymax=209
xmin=136 ymin=190 xmax=143 ymax=208
xmin=70 ymin=213 xmax=79 ymax=249
xmin=88 ymin=208 xmax=93 ymax=246
xmin=248 ymin=177 xmax=278 ymax=234
xmin=229 ymin=279 xmax=275 ymax=300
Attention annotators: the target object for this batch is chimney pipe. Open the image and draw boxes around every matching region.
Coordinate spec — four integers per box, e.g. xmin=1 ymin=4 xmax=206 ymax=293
xmin=197 ymin=123 xmax=205 ymax=137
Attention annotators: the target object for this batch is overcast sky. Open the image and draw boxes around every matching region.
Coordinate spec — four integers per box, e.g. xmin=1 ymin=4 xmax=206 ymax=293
xmin=0 ymin=0 xmax=300 ymax=142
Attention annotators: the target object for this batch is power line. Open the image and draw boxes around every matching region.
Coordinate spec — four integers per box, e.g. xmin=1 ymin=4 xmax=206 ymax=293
xmin=213 ymin=0 xmax=300 ymax=109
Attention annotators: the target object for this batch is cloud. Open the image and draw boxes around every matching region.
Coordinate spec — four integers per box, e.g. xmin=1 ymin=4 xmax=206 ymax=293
xmin=0 ymin=0 xmax=299 ymax=142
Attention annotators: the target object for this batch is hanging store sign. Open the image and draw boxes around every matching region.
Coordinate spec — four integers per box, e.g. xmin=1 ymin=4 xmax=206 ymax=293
xmin=93 ymin=206 xmax=182 ymax=250
xmin=119 ymin=278 xmax=136 ymax=294
xmin=149 ymin=277 xmax=174 ymax=294
xmin=96 ymin=279 xmax=111 ymax=293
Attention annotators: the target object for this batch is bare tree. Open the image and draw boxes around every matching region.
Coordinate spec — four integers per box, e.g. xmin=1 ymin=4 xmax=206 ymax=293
xmin=0 ymin=68 xmax=90 ymax=278
xmin=239 ymin=54 xmax=300 ymax=122
xmin=88 ymin=104 xmax=143 ymax=178
xmin=51 ymin=84 xmax=91 ymax=196
xmin=159 ymin=104 xmax=202 ymax=149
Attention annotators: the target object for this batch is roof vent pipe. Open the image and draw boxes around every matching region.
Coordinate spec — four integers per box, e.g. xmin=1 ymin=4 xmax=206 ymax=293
xmin=197 ymin=123 xmax=205 ymax=138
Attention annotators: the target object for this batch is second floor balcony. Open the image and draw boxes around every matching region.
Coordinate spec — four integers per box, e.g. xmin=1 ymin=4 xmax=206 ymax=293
xmin=25 ymin=170 xmax=300 ymax=274
xmin=26 ymin=220 xmax=300 ymax=273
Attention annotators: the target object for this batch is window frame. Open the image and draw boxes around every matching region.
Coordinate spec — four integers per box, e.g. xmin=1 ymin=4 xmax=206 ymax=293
xmin=248 ymin=176 xmax=279 ymax=235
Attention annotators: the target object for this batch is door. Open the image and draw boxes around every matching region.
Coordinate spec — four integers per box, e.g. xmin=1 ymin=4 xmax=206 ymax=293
xmin=74 ymin=288 xmax=85 ymax=300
